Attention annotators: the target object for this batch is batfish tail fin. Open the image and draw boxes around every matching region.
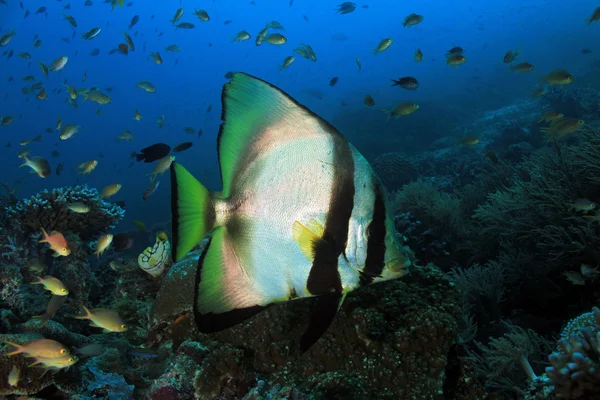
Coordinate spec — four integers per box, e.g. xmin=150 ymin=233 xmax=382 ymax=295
xmin=170 ymin=162 xmax=216 ymax=262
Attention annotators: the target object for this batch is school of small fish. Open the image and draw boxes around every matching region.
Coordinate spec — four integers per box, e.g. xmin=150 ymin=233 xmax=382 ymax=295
xmin=0 ymin=0 xmax=599 ymax=386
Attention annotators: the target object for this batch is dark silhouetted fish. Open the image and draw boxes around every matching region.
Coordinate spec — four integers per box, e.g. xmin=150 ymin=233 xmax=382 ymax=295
xmin=173 ymin=141 xmax=193 ymax=152
xmin=446 ymin=47 xmax=464 ymax=55
xmin=136 ymin=143 xmax=170 ymax=163
xmin=129 ymin=15 xmax=139 ymax=29
xmin=391 ymin=76 xmax=419 ymax=90
xmin=113 ymin=233 xmax=133 ymax=252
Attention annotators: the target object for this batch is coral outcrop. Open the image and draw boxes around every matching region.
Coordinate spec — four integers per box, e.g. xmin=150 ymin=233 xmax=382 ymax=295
xmin=149 ymin=256 xmax=460 ymax=400
xmin=5 ymin=185 xmax=124 ymax=239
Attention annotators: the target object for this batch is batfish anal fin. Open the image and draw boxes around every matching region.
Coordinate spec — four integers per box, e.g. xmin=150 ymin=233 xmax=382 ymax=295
xmin=193 ymin=226 xmax=273 ymax=333
xmin=195 ymin=305 xmax=266 ymax=333
xmin=300 ymin=291 xmax=343 ymax=353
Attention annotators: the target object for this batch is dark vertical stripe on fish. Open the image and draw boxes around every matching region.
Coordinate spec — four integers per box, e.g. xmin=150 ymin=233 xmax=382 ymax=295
xmin=360 ymin=180 xmax=387 ymax=285
xmin=306 ymin=125 xmax=355 ymax=295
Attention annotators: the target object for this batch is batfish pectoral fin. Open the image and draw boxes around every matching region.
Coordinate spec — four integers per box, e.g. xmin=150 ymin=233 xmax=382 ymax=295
xmin=292 ymin=220 xmax=328 ymax=262
xmin=193 ymin=226 xmax=271 ymax=333
xmin=300 ymin=291 xmax=343 ymax=353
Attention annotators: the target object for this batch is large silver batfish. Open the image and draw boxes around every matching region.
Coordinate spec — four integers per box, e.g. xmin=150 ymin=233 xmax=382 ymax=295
xmin=170 ymin=72 xmax=411 ymax=351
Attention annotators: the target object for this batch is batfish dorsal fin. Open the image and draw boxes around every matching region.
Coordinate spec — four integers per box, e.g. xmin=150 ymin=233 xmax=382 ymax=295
xmin=193 ymin=226 xmax=271 ymax=332
xmin=217 ymin=72 xmax=339 ymax=198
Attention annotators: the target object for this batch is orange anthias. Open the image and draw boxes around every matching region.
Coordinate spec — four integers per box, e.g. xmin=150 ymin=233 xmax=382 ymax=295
xmin=39 ymin=228 xmax=71 ymax=257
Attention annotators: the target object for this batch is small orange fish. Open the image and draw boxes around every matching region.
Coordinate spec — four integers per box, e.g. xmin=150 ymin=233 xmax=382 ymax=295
xmin=39 ymin=228 xmax=70 ymax=257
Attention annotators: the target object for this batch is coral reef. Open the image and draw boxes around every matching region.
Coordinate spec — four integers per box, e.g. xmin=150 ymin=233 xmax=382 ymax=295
xmin=5 ymin=184 xmax=124 ymax=239
xmin=5 ymin=93 xmax=600 ymax=399
xmin=544 ymin=87 xmax=600 ymax=121
xmin=371 ymin=152 xmax=419 ymax=190
xmin=391 ymin=179 xmax=465 ymax=267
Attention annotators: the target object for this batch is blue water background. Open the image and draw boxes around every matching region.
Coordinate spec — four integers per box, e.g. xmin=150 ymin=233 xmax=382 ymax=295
xmin=0 ymin=0 xmax=598 ymax=230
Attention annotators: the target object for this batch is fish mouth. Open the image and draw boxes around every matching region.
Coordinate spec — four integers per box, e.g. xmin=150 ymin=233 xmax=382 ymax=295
xmin=385 ymin=256 xmax=411 ymax=275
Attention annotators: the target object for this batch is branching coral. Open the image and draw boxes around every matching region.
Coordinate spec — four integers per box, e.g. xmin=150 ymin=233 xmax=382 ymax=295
xmin=544 ymin=306 xmax=600 ymax=399
xmin=464 ymin=321 xmax=554 ymax=396
xmin=5 ymin=185 xmax=125 ymax=239
xmin=449 ymin=262 xmax=505 ymax=342
xmin=471 ymin=137 xmax=600 ymax=278
xmin=391 ymin=178 xmax=465 ymax=266
xmin=0 ymin=264 xmax=25 ymax=313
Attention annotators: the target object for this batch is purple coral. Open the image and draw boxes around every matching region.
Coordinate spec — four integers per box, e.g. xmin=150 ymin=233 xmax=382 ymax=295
xmin=545 ymin=307 xmax=600 ymax=398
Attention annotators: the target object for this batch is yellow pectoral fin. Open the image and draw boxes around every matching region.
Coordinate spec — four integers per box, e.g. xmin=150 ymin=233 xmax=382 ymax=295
xmin=292 ymin=220 xmax=322 ymax=262
xmin=306 ymin=219 xmax=325 ymax=238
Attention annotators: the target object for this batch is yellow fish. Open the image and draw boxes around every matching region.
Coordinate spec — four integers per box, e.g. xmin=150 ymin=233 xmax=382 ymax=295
xmin=372 ymin=38 xmax=393 ymax=55
xmin=95 ymin=234 xmax=113 ymax=258
xmin=100 ymin=184 xmax=122 ymax=199
xmin=75 ymin=306 xmax=127 ymax=332
xmin=8 ymin=365 xmax=19 ymax=387
xmin=4 ymin=338 xmax=70 ymax=358
xmin=30 ymin=275 xmax=69 ymax=296
xmin=147 ymin=155 xmax=175 ymax=183
xmin=382 ymin=102 xmax=420 ymax=120
xmin=29 ymin=354 xmax=78 ymax=370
